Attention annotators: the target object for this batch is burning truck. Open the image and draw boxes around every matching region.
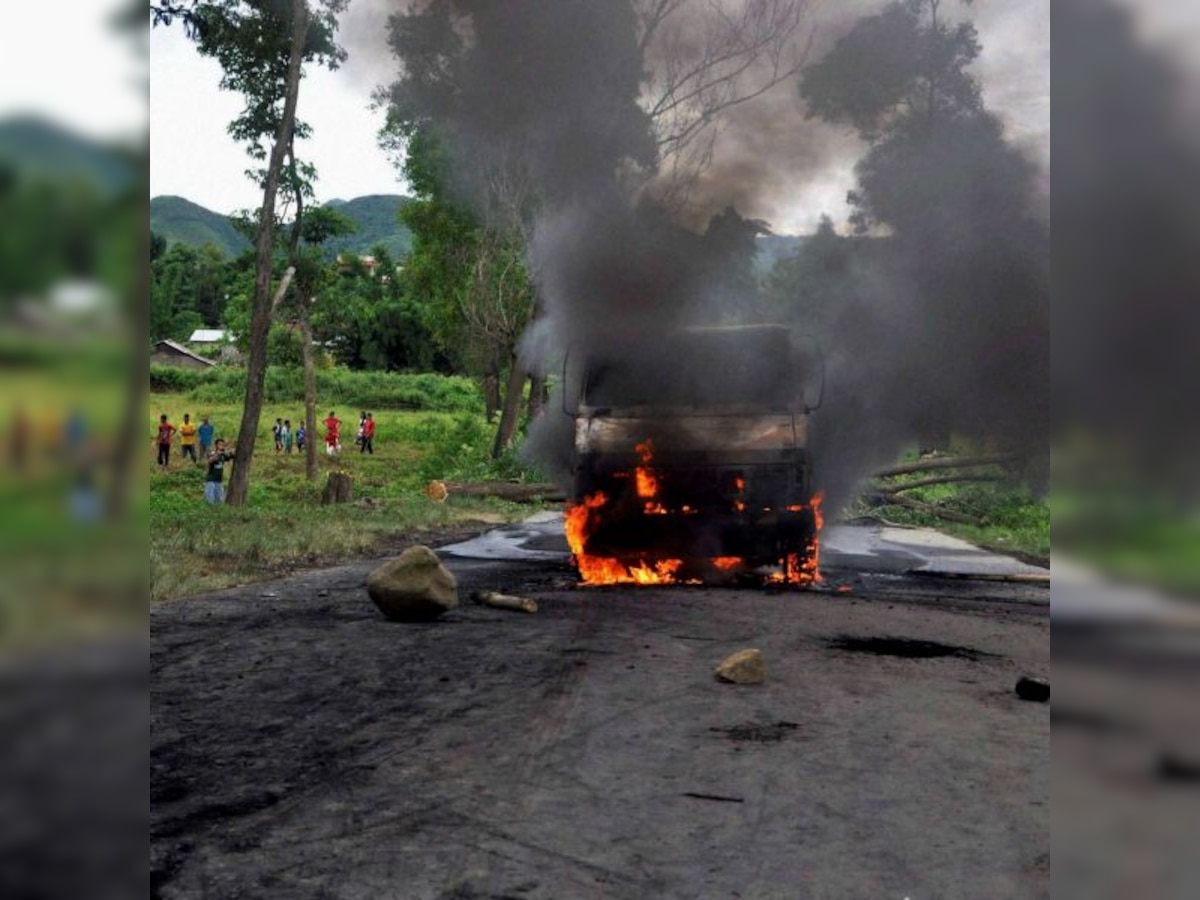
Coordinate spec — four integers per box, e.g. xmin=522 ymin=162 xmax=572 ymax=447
xmin=562 ymin=324 xmax=824 ymax=585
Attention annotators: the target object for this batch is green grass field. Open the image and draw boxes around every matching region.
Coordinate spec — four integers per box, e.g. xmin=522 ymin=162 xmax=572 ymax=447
xmin=150 ymin=388 xmax=550 ymax=602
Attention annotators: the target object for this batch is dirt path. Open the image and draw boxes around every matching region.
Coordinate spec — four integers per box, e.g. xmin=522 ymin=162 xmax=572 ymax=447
xmin=152 ymin=553 xmax=1048 ymax=899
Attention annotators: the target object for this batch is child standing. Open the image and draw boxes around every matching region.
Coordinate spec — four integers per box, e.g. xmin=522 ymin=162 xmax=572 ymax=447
xmin=155 ymin=414 xmax=175 ymax=469
xmin=273 ymin=418 xmax=284 ymax=452
xmin=322 ymin=410 xmax=341 ymax=456
xmin=360 ymin=412 xmax=375 ymax=455
xmin=282 ymin=419 xmax=293 ymax=454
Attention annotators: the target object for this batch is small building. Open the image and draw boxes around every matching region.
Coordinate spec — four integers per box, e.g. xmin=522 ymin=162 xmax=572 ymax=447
xmin=152 ymin=339 xmax=217 ymax=370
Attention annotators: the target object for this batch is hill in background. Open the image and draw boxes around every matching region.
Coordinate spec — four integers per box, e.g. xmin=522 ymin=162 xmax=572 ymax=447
xmin=150 ymin=194 xmax=414 ymax=261
xmin=0 ymin=115 xmax=136 ymax=196
xmin=152 ymin=192 xmax=804 ymax=275
xmin=151 ymin=196 xmax=252 ymax=258
xmin=322 ymin=195 xmax=413 ymax=259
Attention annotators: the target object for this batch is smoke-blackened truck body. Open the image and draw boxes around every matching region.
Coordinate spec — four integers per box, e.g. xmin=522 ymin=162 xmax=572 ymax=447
xmin=567 ymin=324 xmax=821 ymax=578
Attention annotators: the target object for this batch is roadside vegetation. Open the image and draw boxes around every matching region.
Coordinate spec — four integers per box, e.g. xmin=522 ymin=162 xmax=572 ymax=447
xmin=850 ymin=448 xmax=1050 ymax=565
xmin=150 ymin=368 xmax=549 ymax=601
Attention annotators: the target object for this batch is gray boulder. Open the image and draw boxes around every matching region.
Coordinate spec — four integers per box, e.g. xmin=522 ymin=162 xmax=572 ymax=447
xmin=367 ymin=546 xmax=459 ymax=621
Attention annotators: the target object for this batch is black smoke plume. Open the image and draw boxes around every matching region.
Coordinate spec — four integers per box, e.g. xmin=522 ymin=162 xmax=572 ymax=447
xmin=377 ymin=0 xmax=1049 ymax=513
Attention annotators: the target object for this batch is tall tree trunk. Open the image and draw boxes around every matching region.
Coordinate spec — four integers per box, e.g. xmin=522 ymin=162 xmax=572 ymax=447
xmin=225 ymin=0 xmax=309 ymax=506
xmin=527 ymin=374 xmax=545 ymax=420
xmin=491 ymin=354 xmax=526 ymax=459
xmin=299 ymin=311 xmax=319 ymax=483
xmin=483 ymin=354 xmax=501 ymax=424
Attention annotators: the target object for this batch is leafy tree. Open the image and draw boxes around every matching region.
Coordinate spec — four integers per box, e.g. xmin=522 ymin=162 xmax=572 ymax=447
xmin=798 ymin=0 xmax=1017 ymax=237
xmin=699 ymin=206 xmax=771 ymax=315
xmin=150 ymin=242 xmax=233 ymax=341
xmin=391 ymin=128 xmax=510 ymax=419
xmin=313 ymin=244 xmax=444 ymax=373
xmin=800 ymin=0 xmax=981 ymax=142
xmin=150 ymin=230 xmax=168 ymax=262
xmin=795 ymin=0 xmax=1048 ymax=456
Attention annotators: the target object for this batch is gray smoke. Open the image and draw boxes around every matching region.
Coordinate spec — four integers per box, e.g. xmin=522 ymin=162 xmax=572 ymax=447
xmin=1054 ymin=0 xmax=1200 ymax=498
xmin=372 ymin=0 xmax=1050 ymax=512
xmin=354 ymin=1 xmax=1047 ymax=232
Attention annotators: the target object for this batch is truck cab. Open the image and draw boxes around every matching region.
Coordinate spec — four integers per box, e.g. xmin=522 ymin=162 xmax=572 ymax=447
xmin=565 ymin=324 xmax=823 ymax=581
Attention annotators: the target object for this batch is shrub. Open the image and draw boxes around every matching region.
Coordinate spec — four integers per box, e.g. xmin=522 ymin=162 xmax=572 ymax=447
xmin=150 ymin=365 xmax=206 ymax=394
xmin=152 ymin=364 xmax=484 ymax=413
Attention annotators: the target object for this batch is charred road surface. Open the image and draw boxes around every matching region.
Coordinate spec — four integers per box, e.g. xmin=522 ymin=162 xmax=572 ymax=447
xmin=151 ymin=548 xmax=1049 ymax=899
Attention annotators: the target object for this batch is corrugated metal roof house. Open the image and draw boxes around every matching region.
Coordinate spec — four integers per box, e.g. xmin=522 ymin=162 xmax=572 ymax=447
xmin=151 ymin=339 xmax=217 ymax=369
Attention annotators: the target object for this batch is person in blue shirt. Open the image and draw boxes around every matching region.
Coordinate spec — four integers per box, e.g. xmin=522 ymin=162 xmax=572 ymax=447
xmin=197 ymin=416 xmax=215 ymax=460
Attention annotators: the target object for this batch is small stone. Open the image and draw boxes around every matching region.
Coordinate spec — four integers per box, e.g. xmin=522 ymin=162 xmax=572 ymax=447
xmin=1015 ymin=676 xmax=1049 ymax=702
xmin=367 ymin=545 xmax=458 ymax=621
xmin=714 ymin=649 xmax=767 ymax=685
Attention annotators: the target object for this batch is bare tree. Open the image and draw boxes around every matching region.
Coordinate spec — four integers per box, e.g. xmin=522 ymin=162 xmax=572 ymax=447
xmin=636 ymin=0 xmax=812 ymax=208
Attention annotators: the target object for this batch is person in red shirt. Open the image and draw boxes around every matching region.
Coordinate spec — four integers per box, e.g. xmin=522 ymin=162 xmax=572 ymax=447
xmin=155 ymin=414 xmax=175 ymax=469
xmin=322 ymin=410 xmax=341 ymax=456
xmin=360 ymin=412 xmax=376 ymax=455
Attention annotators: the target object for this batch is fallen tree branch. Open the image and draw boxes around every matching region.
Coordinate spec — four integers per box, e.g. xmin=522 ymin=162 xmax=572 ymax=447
xmin=426 ymin=480 xmax=566 ymax=503
xmin=876 ymin=473 xmax=1006 ymax=493
xmin=862 ymin=492 xmax=984 ymax=526
xmin=872 ymin=453 xmax=1024 ymax=479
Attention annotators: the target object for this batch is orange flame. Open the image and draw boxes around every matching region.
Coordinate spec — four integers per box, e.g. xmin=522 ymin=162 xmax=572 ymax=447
xmin=768 ymin=492 xmax=825 ymax=586
xmin=565 ymin=489 xmax=686 ymax=584
xmin=732 ymin=474 xmax=746 ymax=513
xmin=567 ymin=489 xmax=825 ymax=588
xmin=633 ymin=440 xmax=666 ymax=515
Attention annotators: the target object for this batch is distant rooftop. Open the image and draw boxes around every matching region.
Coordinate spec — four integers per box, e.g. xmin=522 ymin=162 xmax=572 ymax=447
xmin=189 ymin=329 xmax=228 ymax=343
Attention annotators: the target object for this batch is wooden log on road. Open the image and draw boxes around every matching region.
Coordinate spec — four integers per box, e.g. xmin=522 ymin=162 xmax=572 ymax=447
xmin=426 ymin=480 xmax=565 ymax=503
xmin=471 ymin=590 xmax=539 ymax=614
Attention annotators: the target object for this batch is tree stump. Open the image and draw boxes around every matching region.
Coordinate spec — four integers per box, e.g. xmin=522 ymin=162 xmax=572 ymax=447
xmin=322 ymin=472 xmax=353 ymax=505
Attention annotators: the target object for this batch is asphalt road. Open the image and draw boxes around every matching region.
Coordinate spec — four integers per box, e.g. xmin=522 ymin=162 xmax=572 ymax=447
xmin=151 ymin=523 xmax=1049 ymax=899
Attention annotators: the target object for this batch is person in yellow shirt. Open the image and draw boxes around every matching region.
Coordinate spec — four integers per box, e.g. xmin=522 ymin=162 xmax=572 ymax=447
xmin=179 ymin=413 xmax=199 ymax=465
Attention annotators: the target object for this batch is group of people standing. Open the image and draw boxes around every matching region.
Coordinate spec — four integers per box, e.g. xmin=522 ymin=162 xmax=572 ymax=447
xmin=154 ymin=413 xmax=232 ymax=504
xmin=156 ymin=408 xmax=381 ymax=505
xmin=156 ymin=413 xmax=215 ymax=469
xmin=317 ymin=411 xmax=376 ymax=456
xmin=271 ymin=419 xmax=306 ymax=454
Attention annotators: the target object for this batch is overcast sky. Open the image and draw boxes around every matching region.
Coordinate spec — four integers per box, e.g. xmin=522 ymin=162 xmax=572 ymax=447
xmin=150 ymin=20 xmax=403 ymax=213
xmin=0 ymin=0 xmax=145 ymax=141
xmin=148 ymin=1 xmax=1052 ymax=235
